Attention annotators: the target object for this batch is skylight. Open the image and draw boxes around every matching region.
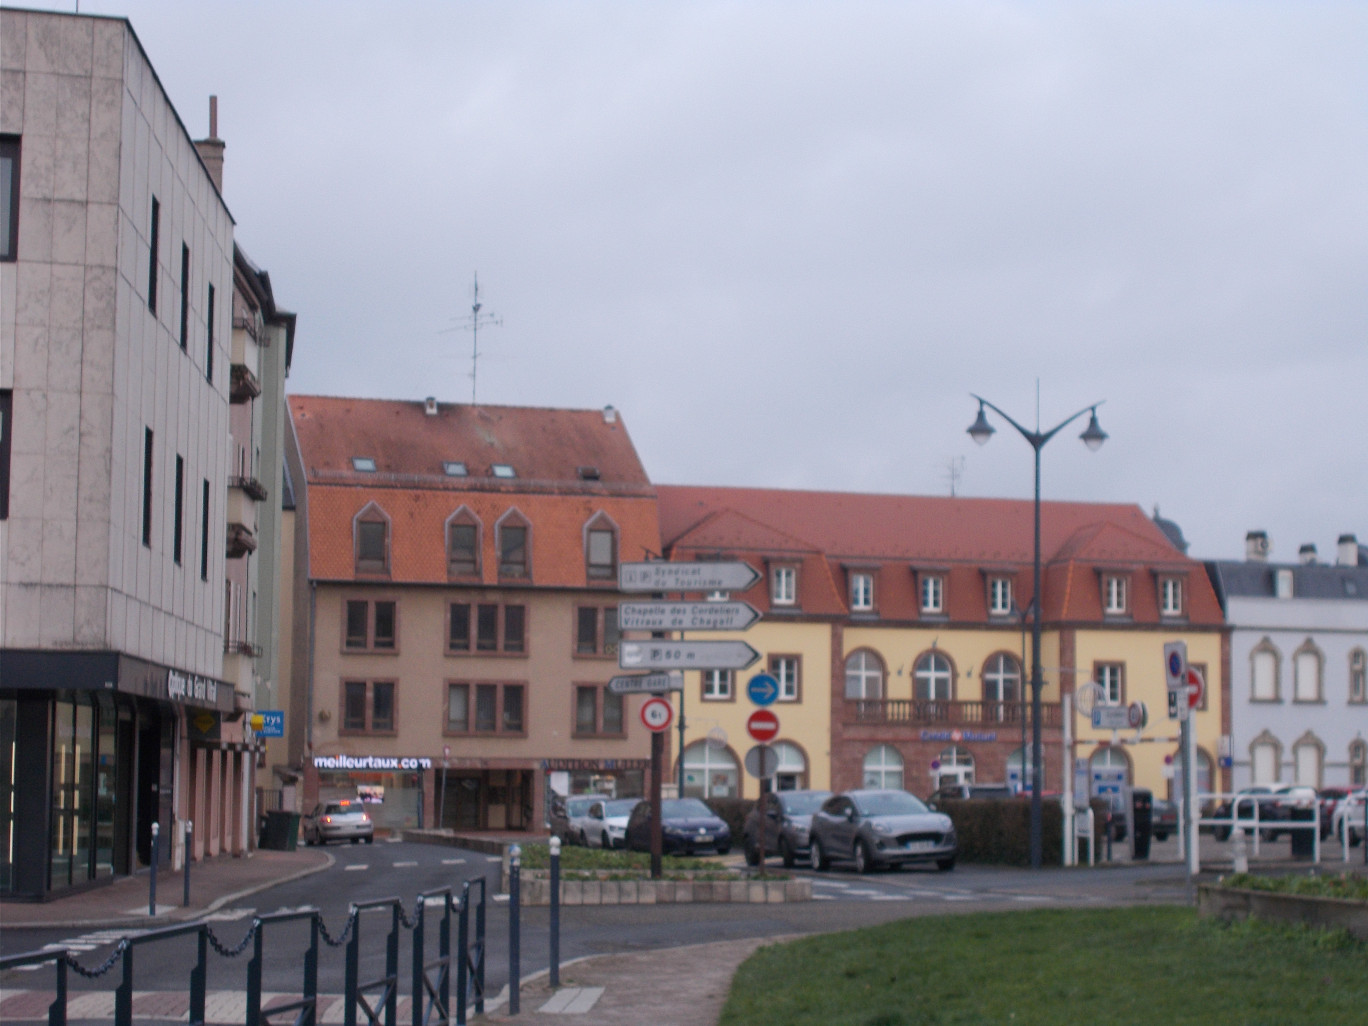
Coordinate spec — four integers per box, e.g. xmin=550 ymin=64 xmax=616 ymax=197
xmin=443 ymin=461 xmax=468 ymax=477
xmin=352 ymin=457 xmax=377 ymax=472
xmin=491 ymin=464 xmax=516 ymax=479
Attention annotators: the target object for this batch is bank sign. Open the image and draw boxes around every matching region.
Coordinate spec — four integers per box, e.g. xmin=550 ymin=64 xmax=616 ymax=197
xmin=919 ymin=729 xmax=999 ymax=743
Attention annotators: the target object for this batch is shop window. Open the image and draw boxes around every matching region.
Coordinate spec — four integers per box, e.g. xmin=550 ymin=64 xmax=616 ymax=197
xmin=681 ymin=741 xmax=738 ymax=798
xmin=574 ymin=685 xmax=624 ymax=737
xmin=702 ymin=669 xmax=733 ymax=701
xmin=575 ymin=605 xmax=619 ymax=657
xmin=770 ymin=655 xmax=800 ymax=701
xmin=344 ymin=600 xmax=397 ymax=651
xmin=448 ymin=602 xmax=525 ymax=654
xmin=342 ymin=680 xmax=396 ymax=734
xmin=446 ymin=682 xmax=524 ymax=735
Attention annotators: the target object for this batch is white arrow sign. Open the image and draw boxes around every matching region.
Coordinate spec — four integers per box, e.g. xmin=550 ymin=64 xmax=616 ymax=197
xmin=618 ymin=640 xmax=762 ymax=671
xmin=617 ymin=601 xmax=761 ymax=632
xmin=608 ymin=672 xmax=684 ymax=694
xmin=618 ymin=561 xmax=761 ymax=593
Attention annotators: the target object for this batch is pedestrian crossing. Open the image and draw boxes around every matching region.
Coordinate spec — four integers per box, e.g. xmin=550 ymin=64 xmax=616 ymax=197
xmin=809 ymin=878 xmax=1100 ymax=905
xmin=0 ymin=988 xmax=462 ymax=1024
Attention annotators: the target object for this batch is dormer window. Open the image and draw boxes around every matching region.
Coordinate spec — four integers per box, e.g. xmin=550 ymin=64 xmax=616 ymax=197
xmin=850 ymin=572 xmax=874 ymax=612
xmin=352 ymin=457 xmax=377 ymax=472
xmin=443 ymin=461 xmax=467 ymax=477
xmin=988 ymin=577 xmax=1013 ymax=616
xmin=1102 ymin=574 xmax=1129 ymax=615
xmin=921 ymin=575 xmax=945 ymax=615
xmin=585 ymin=516 xmax=617 ymax=581
xmin=497 ymin=514 xmax=530 ymax=578
xmin=491 ymin=463 xmax=516 ymax=479
xmin=771 ymin=565 xmax=797 ymax=607
xmin=354 ymin=503 xmax=391 ymax=575
xmin=446 ymin=509 xmax=481 ymax=577
xmin=1159 ymin=577 xmax=1184 ymax=617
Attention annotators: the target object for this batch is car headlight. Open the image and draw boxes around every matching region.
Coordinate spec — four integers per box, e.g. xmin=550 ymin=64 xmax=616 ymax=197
xmin=871 ymin=821 xmax=893 ymax=835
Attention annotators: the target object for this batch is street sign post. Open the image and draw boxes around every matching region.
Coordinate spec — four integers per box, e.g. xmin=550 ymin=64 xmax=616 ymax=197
xmin=1185 ymin=666 xmax=1204 ymax=709
xmin=608 ymin=672 xmax=684 ymax=694
xmin=744 ymin=744 xmax=780 ymax=779
xmin=617 ymin=601 xmax=761 ymax=632
xmin=1091 ymin=705 xmax=1131 ymax=730
xmin=619 ymin=640 xmax=761 ymax=671
xmin=746 ymin=673 xmax=779 ymax=707
xmin=746 ymin=709 xmax=780 ymax=744
xmin=618 ymin=561 xmax=761 ymax=593
xmin=640 ymin=697 xmax=674 ymax=733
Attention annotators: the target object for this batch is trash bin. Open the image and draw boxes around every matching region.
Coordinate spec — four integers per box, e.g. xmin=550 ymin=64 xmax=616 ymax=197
xmin=259 ymin=810 xmax=300 ymax=851
xmin=1290 ymin=807 xmax=1315 ymax=859
xmin=1131 ymin=788 xmax=1153 ymax=860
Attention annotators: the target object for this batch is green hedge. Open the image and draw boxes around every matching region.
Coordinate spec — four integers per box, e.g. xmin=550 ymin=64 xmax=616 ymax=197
xmin=705 ymin=797 xmax=755 ymax=846
xmin=940 ymin=798 xmax=1065 ymax=866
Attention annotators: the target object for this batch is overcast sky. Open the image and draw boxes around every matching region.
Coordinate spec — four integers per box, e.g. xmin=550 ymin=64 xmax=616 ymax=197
xmin=26 ymin=1 xmax=1368 ymax=561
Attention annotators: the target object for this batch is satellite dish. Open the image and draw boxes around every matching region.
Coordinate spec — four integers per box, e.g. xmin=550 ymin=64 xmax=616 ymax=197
xmin=706 ymin=727 xmax=728 ymax=750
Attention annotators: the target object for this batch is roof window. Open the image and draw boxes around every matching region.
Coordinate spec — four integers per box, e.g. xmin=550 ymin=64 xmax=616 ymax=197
xmin=443 ymin=461 xmax=468 ymax=477
xmin=578 ymin=466 xmax=601 ymax=481
xmin=352 ymin=457 xmax=377 ymax=472
xmin=491 ymin=464 xmax=516 ymax=479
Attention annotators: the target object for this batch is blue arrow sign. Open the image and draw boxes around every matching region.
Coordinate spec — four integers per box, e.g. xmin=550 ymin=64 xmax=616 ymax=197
xmin=747 ymin=673 xmax=779 ymax=707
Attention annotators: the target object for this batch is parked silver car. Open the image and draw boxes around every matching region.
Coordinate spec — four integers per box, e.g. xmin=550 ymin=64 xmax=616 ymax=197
xmin=809 ymin=789 xmax=957 ymax=873
xmin=742 ymin=789 xmax=831 ymax=867
xmin=302 ymin=799 xmax=374 ymax=845
xmin=585 ymin=797 xmax=642 ymax=849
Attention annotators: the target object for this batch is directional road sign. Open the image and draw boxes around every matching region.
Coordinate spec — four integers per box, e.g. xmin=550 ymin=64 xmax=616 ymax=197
xmin=744 ymin=744 xmax=780 ymax=780
xmin=617 ymin=601 xmax=761 ymax=632
xmin=619 ymin=561 xmax=761 ymax=594
xmin=747 ymin=709 xmax=780 ymax=743
xmin=746 ymin=674 xmax=779 ymax=707
xmin=619 ymin=640 xmax=761 ymax=671
xmin=609 ymin=672 xmax=684 ymax=694
xmin=1091 ymin=705 xmax=1132 ymax=730
xmin=640 ymin=697 xmax=674 ymax=733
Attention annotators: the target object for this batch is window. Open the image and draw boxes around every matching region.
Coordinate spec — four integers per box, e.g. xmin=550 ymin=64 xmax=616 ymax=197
xmin=1293 ymin=642 xmax=1322 ymax=703
xmin=920 ymin=575 xmax=944 ymax=614
xmin=586 ymin=526 xmax=616 ymax=580
xmin=574 ymin=685 xmax=624 ymax=736
xmin=770 ymin=655 xmax=800 ymax=701
xmin=771 ymin=565 xmax=797 ymax=606
xmin=448 ymin=602 xmax=525 ymax=654
xmin=344 ymin=600 xmax=397 ymax=651
xmin=863 ymin=745 xmax=904 ymax=789
xmin=1351 ymin=650 xmax=1367 ymax=704
xmin=850 ymin=573 xmax=874 ymax=612
xmin=443 ymin=461 xmax=467 ymax=477
xmin=0 ymin=390 xmax=11 ymax=519
xmin=499 ymin=521 xmax=529 ymax=578
xmin=681 ymin=741 xmax=739 ymax=798
xmin=844 ymin=650 xmax=884 ymax=700
xmin=491 ymin=463 xmax=516 ymax=478
xmin=446 ymin=682 xmax=524 ymax=734
xmin=354 ymin=506 xmax=390 ymax=574
xmin=341 ymin=680 xmax=396 ymax=734
xmin=1293 ymin=735 xmax=1323 ymax=788
xmin=147 ymin=196 xmax=159 ymax=311
xmin=179 ymin=243 xmax=190 ymax=349
xmin=1 ymin=136 xmax=19 ymax=261
xmin=1160 ymin=577 xmax=1184 ymax=616
xmin=446 ymin=513 xmax=481 ymax=576
xmin=352 ymin=457 xmax=377 ymax=472
xmin=1251 ymin=738 xmax=1279 ymax=785
xmin=1102 ymin=575 xmax=1128 ymax=615
xmin=141 ymin=428 xmax=153 ymax=546
xmin=913 ymin=652 xmax=954 ymax=701
xmin=172 ymin=454 xmax=184 ymax=565
xmin=1096 ymin=663 xmax=1124 ymax=705
xmin=771 ymin=741 xmax=808 ymax=790
xmin=575 ymin=606 xmax=619 ymax=656
xmin=1251 ymin=643 xmax=1280 ymax=702
xmin=1351 ymin=740 xmax=1366 ymax=787
xmin=988 ymin=577 xmax=1012 ymax=616
xmin=199 ymin=479 xmax=210 ymax=580
xmin=982 ymin=653 xmax=1021 ymax=703
xmin=702 ymin=669 xmax=733 ymax=701
xmin=205 ymin=284 xmax=215 ymax=382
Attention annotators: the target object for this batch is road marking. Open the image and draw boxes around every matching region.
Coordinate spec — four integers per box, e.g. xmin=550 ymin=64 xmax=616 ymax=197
xmin=441 ymin=858 xmax=466 ymax=865
xmin=344 ymin=864 xmax=368 ymax=872
xmin=392 ymin=861 xmax=418 ymax=868
xmin=484 ymin=856 xmax=502 ymax=863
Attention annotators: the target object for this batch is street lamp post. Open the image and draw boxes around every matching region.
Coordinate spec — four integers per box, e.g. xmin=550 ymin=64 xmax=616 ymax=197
xmin=968 ymin=393 xmax=1107 ymax=868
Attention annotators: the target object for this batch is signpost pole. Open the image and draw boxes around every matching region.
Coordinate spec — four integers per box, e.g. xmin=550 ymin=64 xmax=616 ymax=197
xmin=676 ymin=684 xmax=686 ymax=798
xmin=650 ymin=729 xmax=663 ymax=880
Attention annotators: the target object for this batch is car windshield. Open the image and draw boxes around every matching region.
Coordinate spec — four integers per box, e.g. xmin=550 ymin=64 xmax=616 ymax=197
xmin=661 ymin=799 xmax=714 ymax=818
xmin=780 ymin=793 xmax=829 ymax=815
xmin=566 ymin=797 xmax=595 ymax=814
xmin=855 ymin=791 xmax=928 ymax=816
xmin=605 ymin=799 xmax=639 ymax=816
xmin=325 ymin=803 xmax=359 ymax=816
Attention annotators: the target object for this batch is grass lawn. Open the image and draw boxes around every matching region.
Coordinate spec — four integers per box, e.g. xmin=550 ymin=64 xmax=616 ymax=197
xmin=719 ymin=905 xmax=1368 ymax=1026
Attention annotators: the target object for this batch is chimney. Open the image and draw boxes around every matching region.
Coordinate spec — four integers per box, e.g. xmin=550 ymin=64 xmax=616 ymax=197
xmin=424 ymin=397 xmax=438 ymax=416
xmin=1245 ymin=530 xmax=1270 ymax=562
xmin=194 ymin=96 xmax=225 ymax=193
xmin=602 ymin=405 xmax=618 ymax=425
xmin=1339 ymin=534 xmax=1361 ymax=567
xmin=1299 ymin=544 xmax=1318 ymax=565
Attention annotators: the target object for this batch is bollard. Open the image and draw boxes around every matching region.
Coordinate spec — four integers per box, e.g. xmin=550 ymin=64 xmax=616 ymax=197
xmin=549 ymin=836 xmax=561 ymax=988
xmin=1233 ymin=824 xmax=1249 ymax=874
xmin=149 ymin=821 xmax=160 ymax=916
xmin=183 ymin=821 xmax=193 ymax=907
xmin=508 ymin=844 xmax=521 ymax=1015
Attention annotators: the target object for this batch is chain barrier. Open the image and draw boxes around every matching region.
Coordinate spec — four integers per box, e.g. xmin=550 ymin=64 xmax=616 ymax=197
xmin=205 ymin=920 xmax=258 ymax=958
xmin=396 ymin=893 xmax=425 ymax=931
xmin=63 ymin=938 xmax=129 ymax=979
xmin=319 ymin=906 xmax=359 ymax=947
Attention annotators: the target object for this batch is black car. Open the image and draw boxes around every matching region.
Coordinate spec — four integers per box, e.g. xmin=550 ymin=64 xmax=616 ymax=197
xmin=809 ymin=789 xmax=957 ymax=873
xmin=625 ymin=797 xmax=732 ymax=856
xmin=742 ymin=789 xmax=832 ymax=867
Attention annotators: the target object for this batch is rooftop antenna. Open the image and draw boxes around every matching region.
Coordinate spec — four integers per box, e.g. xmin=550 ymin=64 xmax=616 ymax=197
xmin=444 ymin=274 xmax=501 ymax=405
xmin=941 ymin=456 xmax=966 ymax=497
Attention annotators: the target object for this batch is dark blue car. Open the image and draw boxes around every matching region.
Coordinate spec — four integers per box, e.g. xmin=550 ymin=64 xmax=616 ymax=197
xmin=625 ymin=797 xmax=732 ymax=855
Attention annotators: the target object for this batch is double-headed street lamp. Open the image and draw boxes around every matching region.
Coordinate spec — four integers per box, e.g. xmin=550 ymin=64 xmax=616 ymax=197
xmin=968 ymin=394 xmax=1107 ymax=869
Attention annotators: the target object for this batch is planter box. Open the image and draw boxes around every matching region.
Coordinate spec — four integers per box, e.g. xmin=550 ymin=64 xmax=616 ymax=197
xmin=1198 ymin=884 xmax=1368 ymax=942
xmin=508 ymin=872 xmax=811 ymax=907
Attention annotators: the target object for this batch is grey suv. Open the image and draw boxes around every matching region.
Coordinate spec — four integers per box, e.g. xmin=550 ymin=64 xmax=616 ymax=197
xmin=809 ymin=789 xmax=957 ymax=873
xmin=742 ymin=789 xmax=831 ymax=867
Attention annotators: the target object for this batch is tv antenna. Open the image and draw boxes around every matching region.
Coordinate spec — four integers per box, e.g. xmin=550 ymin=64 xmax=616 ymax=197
xmin=941 ymin=456 xmax=966 ymax=497
xmin=444 ymin=274 xmax=501 ymax=404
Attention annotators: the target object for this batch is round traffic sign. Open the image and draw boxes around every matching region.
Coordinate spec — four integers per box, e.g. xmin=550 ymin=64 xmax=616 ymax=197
xmin=640 ymin=696 xmax=674 ymax=733
xmin=1185 ymin=667 xmax=1204 ymax=709
xmin=746 ymin=708 xmax=780 ymax=743
xmin=744 ymin=744 xmax=781 ymax=779
xmin=746 ymin=673 xmax=780 ymax=707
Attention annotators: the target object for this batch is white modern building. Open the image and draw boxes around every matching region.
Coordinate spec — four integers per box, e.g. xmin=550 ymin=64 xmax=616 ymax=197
xmin=1207 ymin=532 xmax=1368 ymax=792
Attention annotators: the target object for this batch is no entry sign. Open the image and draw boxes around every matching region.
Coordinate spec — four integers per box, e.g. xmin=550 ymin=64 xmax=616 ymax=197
xmin=746 ymin=708 xmax=780 ymax=743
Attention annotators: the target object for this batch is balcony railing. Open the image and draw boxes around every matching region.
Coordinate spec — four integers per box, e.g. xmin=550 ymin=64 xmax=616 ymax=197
xmin=846 ymin=698 xmax=1061 ymax=729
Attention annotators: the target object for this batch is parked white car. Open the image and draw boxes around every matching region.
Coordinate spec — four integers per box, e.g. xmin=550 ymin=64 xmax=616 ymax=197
xmin=1330 ymin=789 xmax=1366 ymax=847
xmin=585 ymin=797 xmax=642 ymax=849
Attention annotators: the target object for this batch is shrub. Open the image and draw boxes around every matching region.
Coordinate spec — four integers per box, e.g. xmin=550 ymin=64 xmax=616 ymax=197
xmin=939 ymin=797 xmax=1065 ymax=866
xmin=705 ymin=796 xmax=754 ymax=845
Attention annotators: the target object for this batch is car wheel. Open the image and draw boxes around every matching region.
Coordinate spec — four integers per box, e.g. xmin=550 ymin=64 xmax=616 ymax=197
xmin=579 ymin=829 xmax=588 ymax=847
xmin=1350 ymin=829 xmax=1362 ymax=848
xmin=364 ymin=835 xmax=374 ymax=845
xmin=351 ymin=837 xmax=360 ymax=844
xmin=810 ymin=836 xmax=829 ymax=871
xmin=780 ymin=838 xmax=796 ymax=869
xmin=853 ymin=839 xmax=875 ymax=875
xmin=937 ymin=856 xmax=956 ymax=872
xmin=744 ymin=838 xmax=761 ymax=867
xmin=601 ymin=831 xmax=611 ymax=850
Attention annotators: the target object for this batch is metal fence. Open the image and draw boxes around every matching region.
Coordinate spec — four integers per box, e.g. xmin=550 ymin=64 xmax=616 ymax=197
xmin=0 ymin=877 xmax=488 ymax=1026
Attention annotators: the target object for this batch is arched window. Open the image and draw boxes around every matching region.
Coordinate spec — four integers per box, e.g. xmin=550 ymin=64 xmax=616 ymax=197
xmin=1292 ymin=733 xmax=1323 ymax=788
xmin=844 ymin=650 xmax=884 ymax=700
xmin=863 ymin=745 xmax=903 ymax=789
xmin=1250 ymin=732 xmax=1281 ymax=785
xmin=1348 ymin=650 xmax=1366 ymax=704
xmin=680 ymin=741 xmax=738 ymax=799
xmin=1350 ymin=740 xmax=1366 ymax=787
xmin=1250 ymin=641 xmax=1279 ymax=702
xmin=445 ymin=508 xmax=481 ymax=577
xmin=583 ymin=513 xmax=618 ymax=582
xmin=981 ymin=653 xmax=1021 ymax=704
xmin=771 ymin=741 xmax=808 ymax=791
xmin=913 ymin=651 xmax=954 ymax=701
xmin=354 ymin=502 xmax=391 ymax=575
xmin=1293 ymin=641 xmax=1323 ymax=703
xmin=495 ymin=510 xmax=530 ymax=579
